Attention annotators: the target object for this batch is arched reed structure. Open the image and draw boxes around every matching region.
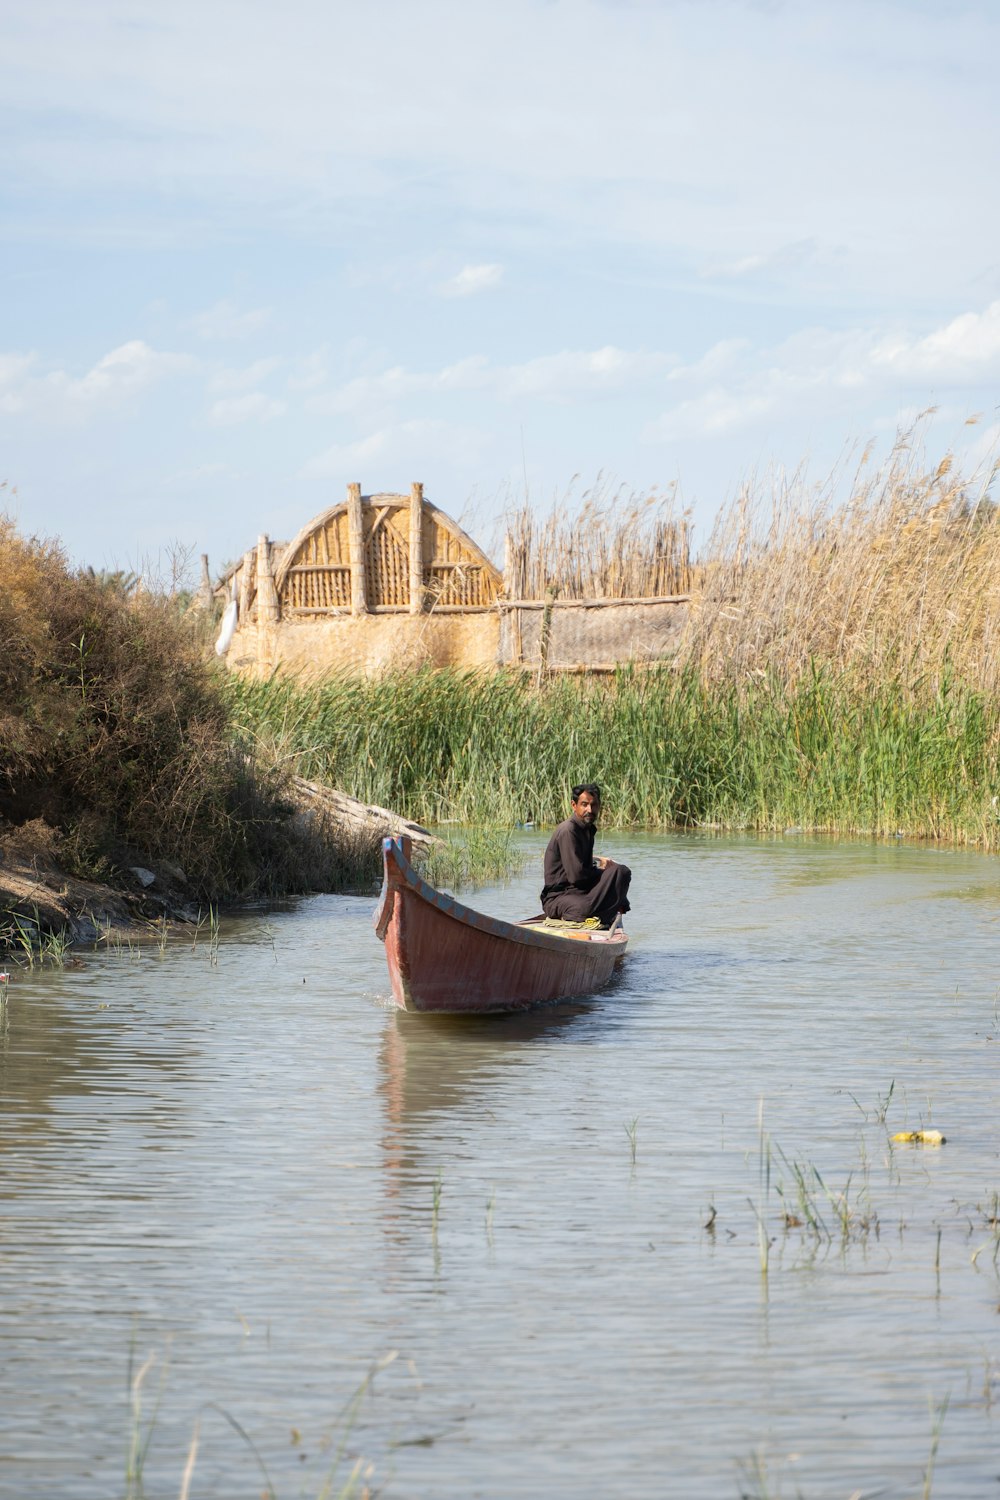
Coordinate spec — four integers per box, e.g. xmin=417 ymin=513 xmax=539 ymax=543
xmin=219 ymin=483 xmax=505 ymax=677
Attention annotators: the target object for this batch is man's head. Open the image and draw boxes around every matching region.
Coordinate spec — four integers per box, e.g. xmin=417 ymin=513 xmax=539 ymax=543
xmin=571 ymin=782 xmax=601 ymax=825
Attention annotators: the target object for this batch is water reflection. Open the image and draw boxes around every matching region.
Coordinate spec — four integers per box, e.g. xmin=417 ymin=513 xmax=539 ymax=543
xmin=0 ymin=963 xmax=200 ymax=1200
xmin=377 ymin=1002 xmax=592 ymax=1207
xmin=4 ymin=833 xmax=1000 ymax=1499
xmin=380 ymin=1002 xmax=588 ymax=1120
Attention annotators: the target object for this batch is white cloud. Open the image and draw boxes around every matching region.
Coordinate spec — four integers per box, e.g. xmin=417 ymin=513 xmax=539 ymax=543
xmin=301 ymin=419 xmax=486 ymax=479
xmin=871 ymin=300 xmax=1000 ymax=382
xmin=161 ymin=461 xmax=242 ymax=488
xmin=0 ymin=340 xmax=191 ymax=419
xmin=667 ymin=340 xmax=749 ymax=384
xmin=208 ymin=358 xmax=282 ymax=394
xmin=700 ymin=238 xmax=829 ymax=281
xmin=0 ymin=352 xmax=37 ymax=386
xmin=498 ymin=347 xmax=672 ymax=400
xmin=68 ymin=340 xmax=190 ymax=402
xmin=189 ymin=301 xmax=273 ymax=342
xmin=442 ymin=263 xmax=504 ymax=298
xmin=648 ymin=299 xmax=1000 ymax=442
xmin=311 ymin=356 xmax=491 ymax=415
xmin=4 ymin=0 xmax=998 ymax=306
xmin=286 ymin=350 xmax=330 ymax=391
xmin=649 ymin=388 xmax=777 ymax=442
xmin=0 ymin=352 xmax=38 ymax=411
xmin=313 ymin=347 xmax=673 ymax=419
xmin=207 ymin=392 xmax=286 ymax=426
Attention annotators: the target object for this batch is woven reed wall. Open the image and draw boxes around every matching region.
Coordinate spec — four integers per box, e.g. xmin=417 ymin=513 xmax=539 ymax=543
xmin=275 ymin=499 xmax=501 ymax=614
xmin=498 ymin=598 xmax=690 ymax=671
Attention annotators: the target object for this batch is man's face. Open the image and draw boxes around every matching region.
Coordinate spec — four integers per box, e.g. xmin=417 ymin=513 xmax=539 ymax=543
xmin=572 ymin=790 xmax=600 ymax=825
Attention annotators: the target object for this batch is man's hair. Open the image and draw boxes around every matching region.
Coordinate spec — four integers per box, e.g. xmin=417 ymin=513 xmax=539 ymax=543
xmin=571 ymin=782 xmax=601 ymax=802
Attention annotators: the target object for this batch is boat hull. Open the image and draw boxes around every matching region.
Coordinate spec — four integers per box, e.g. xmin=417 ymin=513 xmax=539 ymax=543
xmin=374 ymin=836 xmax=628 ymax=1014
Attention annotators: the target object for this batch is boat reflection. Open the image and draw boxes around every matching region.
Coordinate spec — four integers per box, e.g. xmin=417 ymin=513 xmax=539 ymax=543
xmin=379 ymin=1000 xmax=590 ymax=1126
xmin=376 ymin=999 xmax=593 ymax=1236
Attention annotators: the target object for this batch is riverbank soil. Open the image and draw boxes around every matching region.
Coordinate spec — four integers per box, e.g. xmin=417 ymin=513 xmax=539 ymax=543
xmin=0 ymin=842 xmax=201 ymax=948
xmin=0 ymin=780 xmax=435 ymax=952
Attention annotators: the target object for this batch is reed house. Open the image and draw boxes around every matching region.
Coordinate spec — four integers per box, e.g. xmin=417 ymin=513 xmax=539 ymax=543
xmin=219 ymin=484 xmax=503 ymax=677
xmin=218 ymin=482 xmax=692 ymax=677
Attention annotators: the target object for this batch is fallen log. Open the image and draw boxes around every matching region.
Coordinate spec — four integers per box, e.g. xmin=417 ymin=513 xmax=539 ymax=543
xmin=288 ymin=776 xmax=439 ymax=850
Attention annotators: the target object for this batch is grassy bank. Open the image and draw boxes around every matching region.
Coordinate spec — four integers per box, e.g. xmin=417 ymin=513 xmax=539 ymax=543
xmin=225 ymin=665 xmax=1000 ymax=846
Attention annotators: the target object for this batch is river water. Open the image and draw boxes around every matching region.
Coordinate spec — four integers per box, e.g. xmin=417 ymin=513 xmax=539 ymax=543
xmin=2 ymin=831 xmax=1000 ymax=1499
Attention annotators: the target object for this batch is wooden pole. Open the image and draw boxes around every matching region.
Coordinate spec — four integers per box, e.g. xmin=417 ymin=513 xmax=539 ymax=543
xmin=256 ymin=535 xmax=279 ymax=624
xmin=347 ymin=482 xmax=368 ymax=615
xmin=409 ymin=481 xmax=424 ymax=614
xmin=256 ymin=534 xmax=279 ymax=676
xmin=199 ymin=553 xmax=213 ymax=611
xmin=238 ymin=549 xmax=252 ymax=626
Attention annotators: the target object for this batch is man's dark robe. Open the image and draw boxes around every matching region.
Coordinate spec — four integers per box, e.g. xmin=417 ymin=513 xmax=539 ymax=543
xmin=540 ymin=815 xmax=631 ymax=927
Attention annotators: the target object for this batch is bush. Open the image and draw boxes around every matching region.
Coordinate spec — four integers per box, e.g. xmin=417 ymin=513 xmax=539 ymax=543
xmin=0 ymin=516 xmax=376 ymax=900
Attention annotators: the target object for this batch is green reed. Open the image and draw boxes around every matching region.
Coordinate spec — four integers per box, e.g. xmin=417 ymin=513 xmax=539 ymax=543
xmin=923 ymin=1393 xmax=950 ymax=1500
xmin=625 ymin=1116 xmax=639 ymax=1168
xmin=419 ymin=824 xmax=522 ymax=892
xmin=225 ymin=663 xmax=1000 ymax=846
xmin=123 ymin=1338 xmax=399 ymax=1500
xmin=2 ymin=909 xmax=71 ymax=967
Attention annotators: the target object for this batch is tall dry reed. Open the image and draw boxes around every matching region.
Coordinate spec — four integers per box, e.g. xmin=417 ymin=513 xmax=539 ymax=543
xmin=502 ymin=478 xmax=692 ymax=600
xmin=678 ymin=427 xmax=1000 ymax=694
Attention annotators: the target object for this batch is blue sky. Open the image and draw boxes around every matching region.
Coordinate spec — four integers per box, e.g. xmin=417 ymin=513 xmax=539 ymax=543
xmin=2 ymin=0 xmax=999 ymax=576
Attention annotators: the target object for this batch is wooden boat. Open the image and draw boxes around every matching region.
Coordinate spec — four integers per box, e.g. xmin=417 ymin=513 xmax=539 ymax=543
xmin=374 ymin=835 xmax=628 ymax=1014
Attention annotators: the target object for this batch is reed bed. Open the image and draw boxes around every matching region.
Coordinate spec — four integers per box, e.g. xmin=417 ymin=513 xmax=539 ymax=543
xmin=225 ymin=662 xmax=1000 ymax=846
xmin=678 ymin=429 xmax=1000 ymax=694
xmin=502 ymin=479 xmax=693 ymax=599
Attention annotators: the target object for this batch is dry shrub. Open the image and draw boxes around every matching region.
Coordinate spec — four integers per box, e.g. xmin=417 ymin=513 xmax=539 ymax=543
xmin=0 ymin=816 xmax=63 ymax=867
xmin=0 ymin=514 xmax=350 ymax=900
xmin=677 ymin=427 xmax=1000 ymax=694
xmin=503 ymin=479 xmax=692 ymax=600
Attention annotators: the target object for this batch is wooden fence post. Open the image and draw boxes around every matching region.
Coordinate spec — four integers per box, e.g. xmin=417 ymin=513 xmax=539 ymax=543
xmin=347 ymin=482 xmax=369 ymax=616
xmin=199 ymin=553 xmax=213 ymax=611
xmin=409 ymin=481 xmax=425 ymax=615
xmin=536 ymin=584 xmax=558 ymax=686
xmin=256 ymin=534 xmax=280 ymax=676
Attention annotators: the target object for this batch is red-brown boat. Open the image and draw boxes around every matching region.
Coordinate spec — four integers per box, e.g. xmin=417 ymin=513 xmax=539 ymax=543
xmin=374 ymin=835 xmax=628 ymax=1014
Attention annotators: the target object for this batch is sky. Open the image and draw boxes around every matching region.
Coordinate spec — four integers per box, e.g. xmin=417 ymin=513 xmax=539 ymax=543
xmin=2 ymin=0 xmax=999 ymax=577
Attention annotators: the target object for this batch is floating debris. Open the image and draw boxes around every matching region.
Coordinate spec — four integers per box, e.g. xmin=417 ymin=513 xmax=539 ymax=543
xmin=892 ymin=1129 xmax=946 ymax=1146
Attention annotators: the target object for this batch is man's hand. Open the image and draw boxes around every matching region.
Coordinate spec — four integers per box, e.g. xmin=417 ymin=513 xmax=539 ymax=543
xmin=595 ymin=856 xmax=609 ymax=870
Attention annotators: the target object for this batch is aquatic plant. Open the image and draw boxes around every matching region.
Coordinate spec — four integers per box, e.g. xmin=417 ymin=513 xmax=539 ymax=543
xmin=848 ymin=1079 xmax=896 ymax=1124
xmin=122 ymin=1341 xmax=400 ymax=1500
xmin=751 ymin=1099 xmax=772 ymax=1279
xmin=625 ymin=1115 xmax=638 ymax=1168
xmin=922 ymin=1393 xmax=950 ymax=1500
xmin=418 ymin=824 xmax=522 ymax=891
xmin=225 ymin=658 xmax=1000 ymax=849
xmin=2 ymin=908 xmax=71 ymax=967
xmin=501 ymin=479 xmax=693 ymax=600
xmin=125 ymin=1346 xmax=169 ymax=1500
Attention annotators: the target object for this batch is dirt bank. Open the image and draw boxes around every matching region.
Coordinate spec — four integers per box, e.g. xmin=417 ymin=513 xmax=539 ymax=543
xmin=0 ymin=849 xmax=203 ymax=948
xmin=0 ymin=777 xmax=436 ymax=952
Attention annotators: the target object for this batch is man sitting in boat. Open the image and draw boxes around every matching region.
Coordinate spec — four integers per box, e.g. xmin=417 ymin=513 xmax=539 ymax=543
xmin=540 ymin=783 xmax=632 ymax=928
